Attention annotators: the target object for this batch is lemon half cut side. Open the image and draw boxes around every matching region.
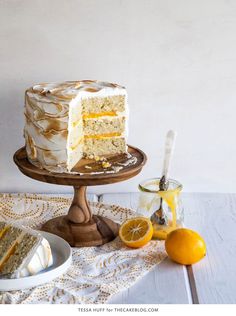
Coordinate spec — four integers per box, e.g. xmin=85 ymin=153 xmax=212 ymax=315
xmin=119 ymin=217 xmax=153 ymax=248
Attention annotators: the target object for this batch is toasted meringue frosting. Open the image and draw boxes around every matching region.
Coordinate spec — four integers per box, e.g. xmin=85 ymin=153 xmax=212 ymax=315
xmin=24 ymin=80 xmax=128 ymax=173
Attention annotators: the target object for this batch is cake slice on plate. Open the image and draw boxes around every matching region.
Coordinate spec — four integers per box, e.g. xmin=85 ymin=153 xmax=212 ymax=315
xmin=24 ymin=80 xmax=128 ymax=173
xmin=0 ymin=222 xmax=53 ymax=278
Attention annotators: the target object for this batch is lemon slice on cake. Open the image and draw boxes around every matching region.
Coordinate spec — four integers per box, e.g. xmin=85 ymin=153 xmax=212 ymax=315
xmin=119 ymin=217 xmax=153 ymax=248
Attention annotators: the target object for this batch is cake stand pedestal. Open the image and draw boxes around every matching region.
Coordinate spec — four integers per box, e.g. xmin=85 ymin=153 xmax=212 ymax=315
xmin=13 ymin=146 xmax=147 ymax=247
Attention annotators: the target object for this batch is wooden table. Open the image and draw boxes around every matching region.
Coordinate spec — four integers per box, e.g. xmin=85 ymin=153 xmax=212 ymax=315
xmin=93 ymin=192 xmax=236 ymax=304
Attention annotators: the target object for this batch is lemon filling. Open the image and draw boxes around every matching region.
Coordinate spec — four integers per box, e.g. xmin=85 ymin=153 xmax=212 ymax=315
xmin=84 ymin=132 xmax=121 ymax=139
xmin=69 ymin=133 xmax=122 ymax=151
xmin=0 ymin=231 xmax=25 ymax=272
xmin=82 ymin=111 xmax=117 ymax=119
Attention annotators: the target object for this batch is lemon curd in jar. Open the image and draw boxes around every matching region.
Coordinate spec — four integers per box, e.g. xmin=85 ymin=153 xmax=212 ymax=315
xmin=138 ymin=178 xmax=184 ymax=240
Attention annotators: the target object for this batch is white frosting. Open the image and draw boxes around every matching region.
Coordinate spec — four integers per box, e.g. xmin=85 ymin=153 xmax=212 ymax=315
xmin=19 ymin=238 xmax=53 ymax=277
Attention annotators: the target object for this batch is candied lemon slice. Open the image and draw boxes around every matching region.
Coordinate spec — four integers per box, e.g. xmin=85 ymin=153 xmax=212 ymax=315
xmin=119 ymin=217 xmax=153 ymax=248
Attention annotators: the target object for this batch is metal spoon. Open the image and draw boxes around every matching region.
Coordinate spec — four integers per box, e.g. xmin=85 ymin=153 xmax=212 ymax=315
xmin=151 ymin=130 xmax=177 ymax=225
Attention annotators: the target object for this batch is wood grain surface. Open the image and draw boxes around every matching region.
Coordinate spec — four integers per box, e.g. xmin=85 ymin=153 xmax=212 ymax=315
xmin=8 ymin=181 xmax=235 ymax=301
xmin=13 ymin=146 xmax=147 ymax=186
xmin=13 ymin=146 xmax=147 ymax=248
xmin=101 ymin=192 xmax=236 ymax=304
xmin=100 ymin=193 xmax=192 ymax=304
xmin=183 ymin=193 xmax=236 ymax=304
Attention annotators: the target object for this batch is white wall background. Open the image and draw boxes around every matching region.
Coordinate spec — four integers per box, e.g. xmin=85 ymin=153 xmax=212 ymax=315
xmin=0 ymin=0 xmax=236 ymax=194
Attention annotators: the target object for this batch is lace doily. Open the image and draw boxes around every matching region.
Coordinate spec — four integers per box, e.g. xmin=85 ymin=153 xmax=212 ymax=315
xmin=0 ymin=193 xmax=166 ymax=304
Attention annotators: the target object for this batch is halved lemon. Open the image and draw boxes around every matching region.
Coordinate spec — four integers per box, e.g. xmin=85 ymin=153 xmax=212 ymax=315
xmin=119 ymin=217 xmax=153 ymax=248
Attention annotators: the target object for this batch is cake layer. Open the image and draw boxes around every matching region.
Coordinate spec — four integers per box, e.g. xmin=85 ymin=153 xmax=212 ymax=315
xmin=0 ymin=222 xmax=53 ymax=278
xmin=83 ymin=116 xmax=125 ymax=136
xmin=1 ymin=234 xmax=38 ymax=275
xmin=83 ymin=137 xmax=126 ymax=157
xmin=0 ymin=226 xmax=22 ymax=266
xmin=81 ymin=95 xmax=125 ymax=114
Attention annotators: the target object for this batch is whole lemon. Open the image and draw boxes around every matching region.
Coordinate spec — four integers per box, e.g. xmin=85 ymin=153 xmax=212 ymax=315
xmin=165 ymin=228 xmax=206 ymax=265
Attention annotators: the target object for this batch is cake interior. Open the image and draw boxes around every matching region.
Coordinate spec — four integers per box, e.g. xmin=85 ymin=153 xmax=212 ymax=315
xmin=67 ymin=94 xmax=127 ymax=171
xmin=0 ymin=222 xmax=39 ymax=276
xmin=24 ymin=81 xmax=128 ymax=173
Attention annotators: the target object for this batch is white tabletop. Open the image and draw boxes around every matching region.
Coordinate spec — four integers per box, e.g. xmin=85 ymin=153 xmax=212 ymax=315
xmin=2 ymin=192 xmax=233 ymax=304
xmin=97 ymin=192 xmax=236 ymax=304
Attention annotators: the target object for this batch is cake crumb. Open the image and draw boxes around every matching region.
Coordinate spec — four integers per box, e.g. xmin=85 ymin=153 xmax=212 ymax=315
xmin=85 ymin=165 xmax=92 ymax=169
xmin=102 ymin=161 xmax=111 ymax=168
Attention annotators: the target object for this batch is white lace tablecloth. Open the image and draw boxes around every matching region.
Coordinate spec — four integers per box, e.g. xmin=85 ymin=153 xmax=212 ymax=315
xmin=0 ymin=193 xmax=166 ymax=304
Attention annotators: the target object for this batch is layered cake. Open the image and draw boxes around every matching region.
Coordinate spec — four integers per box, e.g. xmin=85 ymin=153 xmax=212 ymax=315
xmin=0 ymin=222 xmax=53 ymax=278
xmin=24 ymin=80 xmax=128 ymax=173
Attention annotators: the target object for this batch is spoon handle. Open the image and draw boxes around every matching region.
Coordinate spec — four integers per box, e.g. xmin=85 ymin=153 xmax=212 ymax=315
xmin=162 ymin=130 xmax=177 ymax=179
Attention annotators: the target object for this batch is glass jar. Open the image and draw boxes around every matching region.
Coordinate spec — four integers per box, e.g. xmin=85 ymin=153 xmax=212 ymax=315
xmin=138 ymin=178 xmax=184 ymax=240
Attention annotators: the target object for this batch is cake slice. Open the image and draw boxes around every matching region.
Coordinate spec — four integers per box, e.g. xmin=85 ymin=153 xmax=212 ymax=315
xmin=0 ymin=222 xmax=53 ymax=278
xmin=24 ymin=80 xmax=128 ymax=173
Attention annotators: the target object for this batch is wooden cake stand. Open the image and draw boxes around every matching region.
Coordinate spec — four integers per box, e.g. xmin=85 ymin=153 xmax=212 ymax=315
xmin=13 ymin=146 xmax=147 ymax=247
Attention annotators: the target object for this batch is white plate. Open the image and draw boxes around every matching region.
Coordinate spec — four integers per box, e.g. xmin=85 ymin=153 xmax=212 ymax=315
xmin=0 ymin=231 xmax=72 ymax=291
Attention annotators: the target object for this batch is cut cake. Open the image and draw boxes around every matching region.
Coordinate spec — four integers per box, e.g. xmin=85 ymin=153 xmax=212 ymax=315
xmin=0 ymin=222 xmax=53 ymax=278
xmin=24 ymin=80 xmax=128 ymax=173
